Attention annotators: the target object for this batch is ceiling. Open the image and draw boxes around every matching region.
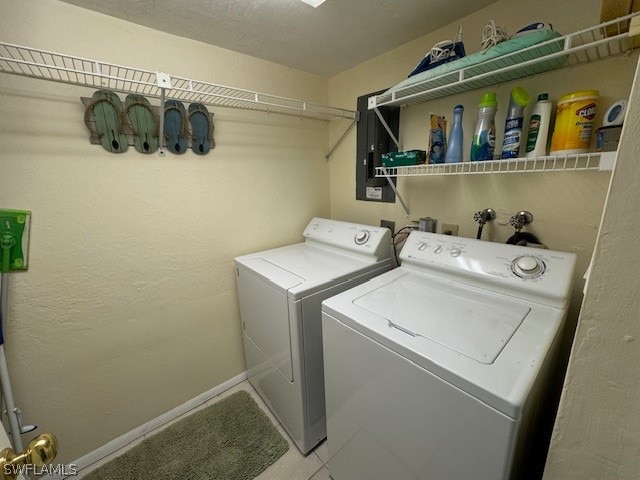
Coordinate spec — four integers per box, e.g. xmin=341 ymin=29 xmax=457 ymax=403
xmin=59 ymin=0 xmax=498 ymax=77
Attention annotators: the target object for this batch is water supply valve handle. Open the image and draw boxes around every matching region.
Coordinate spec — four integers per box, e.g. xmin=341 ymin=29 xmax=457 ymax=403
xmin=474 ymin=208 xmax=496 ymax=225
xmin=0 ymin=433 xmax=58 ymax=480
xmin=510 ymin=211 xmax=533 ymax=232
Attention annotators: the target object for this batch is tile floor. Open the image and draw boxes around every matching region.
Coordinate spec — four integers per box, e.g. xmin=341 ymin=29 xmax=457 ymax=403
xmin=78 ymin=380 xmax=331 ymax=480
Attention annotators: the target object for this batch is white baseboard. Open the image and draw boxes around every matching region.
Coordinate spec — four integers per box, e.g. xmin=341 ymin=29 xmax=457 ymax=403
xmin=47 ymin=371 xmax=248 ymax=480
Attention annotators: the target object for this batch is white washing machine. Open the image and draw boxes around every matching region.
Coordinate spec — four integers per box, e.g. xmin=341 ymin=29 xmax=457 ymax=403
xmin=235 ymin=217 xmax=392 ymax=454
xmin=322 ymin=231 xmax=576 ymax=480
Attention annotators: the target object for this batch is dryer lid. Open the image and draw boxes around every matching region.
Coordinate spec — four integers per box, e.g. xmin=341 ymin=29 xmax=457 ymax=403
xmin=237 ymin=257 xmax=304 ymax=293
xmin=236 ymin=243 xmax=383 ymax=299
xmin=352 ymin=272 xmax=531 ymax=364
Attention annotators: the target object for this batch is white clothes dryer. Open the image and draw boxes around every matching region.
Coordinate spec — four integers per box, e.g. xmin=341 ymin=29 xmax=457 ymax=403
xmin=322 ymin=231 xmax=576 ymax=479
xmin=235 ymin=218 xmax=392 ymax=453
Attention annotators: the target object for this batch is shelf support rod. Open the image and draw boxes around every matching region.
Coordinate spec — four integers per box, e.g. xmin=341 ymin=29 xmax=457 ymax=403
xmin=158 ymin=87 xmax=166 ymax=156
xmin=154 ymin=72 xmax=172 ymax=157
xmin=380 ymin=166 xmax=410 ymax=217
xmin=325 ymin=119 xmax=356 ymax=161
xmin=374 ymin=107 xmax=402 ymax=151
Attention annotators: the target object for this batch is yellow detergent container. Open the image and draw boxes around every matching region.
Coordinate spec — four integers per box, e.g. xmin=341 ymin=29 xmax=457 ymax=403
xmin=550 ymin=90 xmax=599 ymax=155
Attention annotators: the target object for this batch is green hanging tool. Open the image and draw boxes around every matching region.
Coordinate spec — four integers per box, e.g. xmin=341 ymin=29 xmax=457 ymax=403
xmin=0 ymin=210 xmax=31 ymax=273
xmin=0 ymin=209 xmax=31 ymax=451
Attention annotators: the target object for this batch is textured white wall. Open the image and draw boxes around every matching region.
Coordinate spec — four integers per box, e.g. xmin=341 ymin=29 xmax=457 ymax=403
xmin=327 ymin=0 xmax=639 ymax=474
xmin=543 ymin=56 xmax=640 ymax=480
xmin=0 ymin=0 xmax=330 ymax=463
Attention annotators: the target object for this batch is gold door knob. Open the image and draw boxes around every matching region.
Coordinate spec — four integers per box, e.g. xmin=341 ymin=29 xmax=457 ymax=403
xmin=0 ymin=433 xmax=58 ymax=480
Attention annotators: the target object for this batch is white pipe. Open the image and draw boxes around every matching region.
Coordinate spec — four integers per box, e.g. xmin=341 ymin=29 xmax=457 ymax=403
xmin=0 ymin=272 xmax=23 ymax=451
xmin=0 ymin=348 xmax=22 ymax=451
xmin=0 ymin=273 xmax=7 ymax=336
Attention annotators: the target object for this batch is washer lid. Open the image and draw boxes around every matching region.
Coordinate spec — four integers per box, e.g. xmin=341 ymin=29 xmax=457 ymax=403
xmin=353 ymin=272 xmax=530 ymax=364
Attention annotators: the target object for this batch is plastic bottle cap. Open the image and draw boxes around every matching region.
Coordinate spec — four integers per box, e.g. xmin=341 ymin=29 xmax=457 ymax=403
xmin=479 ymin=92 xmax=497 ymax=108
xmin=538 ymin=93 xmax=549 ymax=101
xmin=511 ymin=87 xmax=531 ymax=107
xmin=558 ymin=90 xmax=599 ymax=103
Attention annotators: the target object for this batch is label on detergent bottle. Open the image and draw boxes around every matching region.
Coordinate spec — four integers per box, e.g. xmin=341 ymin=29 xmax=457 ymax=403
xmin=471 ymin=126 xmax=496 ymax=161
xmin=429 ymin=114 xmax=447 ymax=164
xmin=576 ymin=103 xmax=597 ymax=140
xmin=430 ymin=127 xmax=446 ymax=163
xmin=577 ymin=103 xmax=597 ymax=120
xmin=526 ymin=115 xmax=541 ymax=153
xmin=502 ymin=117 xmax=523 ymax=158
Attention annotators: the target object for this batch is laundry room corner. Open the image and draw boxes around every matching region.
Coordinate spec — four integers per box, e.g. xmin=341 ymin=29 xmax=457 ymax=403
xmin=325 ymin=0 xmax=640 ymax=477
xmin=327 ymin=0 xmax=636 ymax=384
xmin=0 ymin=0 xmax=332 ymax=465
xmin=3 ymin=0 xmax=640 ymax=477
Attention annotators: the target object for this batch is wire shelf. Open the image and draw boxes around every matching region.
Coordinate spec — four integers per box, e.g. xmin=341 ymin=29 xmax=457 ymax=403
xmin=376 ymin=152 xmax=616 ymax=177
xmin=371 ymin=14 xmax=640 ymax=108
xmin=0 ymin=42 xmax=356 ymax=121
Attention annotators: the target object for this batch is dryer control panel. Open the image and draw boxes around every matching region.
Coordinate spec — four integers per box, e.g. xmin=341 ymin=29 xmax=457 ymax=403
xmin=303 ymin=217 xmax=391 ymax=261
xmin=400 ymin=231 xmax=577 ymax=308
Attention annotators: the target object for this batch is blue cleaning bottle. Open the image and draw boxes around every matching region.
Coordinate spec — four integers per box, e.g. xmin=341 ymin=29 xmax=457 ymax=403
xmin=445 ymin=104 xmax=464 ymax=163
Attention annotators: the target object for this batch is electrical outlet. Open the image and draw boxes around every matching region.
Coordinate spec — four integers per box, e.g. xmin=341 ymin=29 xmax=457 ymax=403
xmin=441 ymin=223 xmax=459 ymax=236
xmin=380 ymin=220 xmax=395 ymax=235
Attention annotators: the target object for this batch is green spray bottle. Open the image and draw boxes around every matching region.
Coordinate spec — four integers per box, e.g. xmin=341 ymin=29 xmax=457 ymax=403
xmin=470 ymin=92 xmax=497 ymax=161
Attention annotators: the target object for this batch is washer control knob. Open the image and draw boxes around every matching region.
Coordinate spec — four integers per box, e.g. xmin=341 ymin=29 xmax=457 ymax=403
xmin=434 ymin=245 xmax=443 ymax=254
xmin=512 ymin=256 xmax=545 ymax=278
xmin=517 ymin=257 xmax=538 ymax=271
xmin=418 ymin=242 xmax=427 ymax=251
xmin=354 ymin=230 xmax=370 ymax=245
xmin=450 ymin=248 xmax=462 ymax=257
xmin=313 ymin=223 xmax=319 ymax=230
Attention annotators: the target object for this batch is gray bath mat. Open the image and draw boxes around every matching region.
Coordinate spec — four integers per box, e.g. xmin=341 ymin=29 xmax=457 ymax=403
xmin=84 ymin=390 xmax=289 ymax=480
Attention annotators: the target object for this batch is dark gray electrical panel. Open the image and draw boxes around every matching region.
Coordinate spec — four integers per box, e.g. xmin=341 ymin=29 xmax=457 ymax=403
xmin=355 ymin=90 xmax=400 ymax=203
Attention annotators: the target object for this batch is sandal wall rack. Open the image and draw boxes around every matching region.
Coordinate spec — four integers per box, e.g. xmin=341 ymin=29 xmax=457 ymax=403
xmin=0 ymin=41 xmax=358 ymax=157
